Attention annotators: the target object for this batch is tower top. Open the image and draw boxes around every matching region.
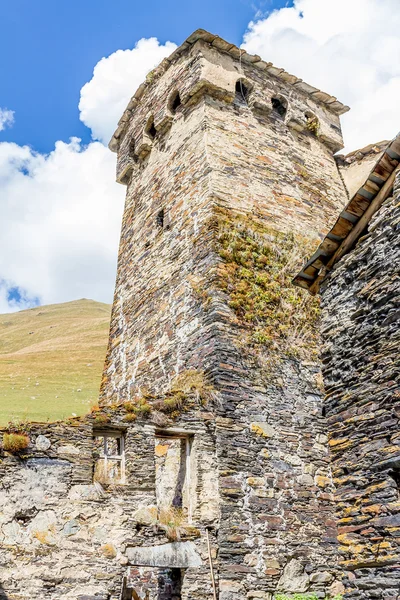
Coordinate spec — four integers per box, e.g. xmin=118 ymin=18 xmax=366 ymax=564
xmin=109 ymin=28 xmax=350 ymax=153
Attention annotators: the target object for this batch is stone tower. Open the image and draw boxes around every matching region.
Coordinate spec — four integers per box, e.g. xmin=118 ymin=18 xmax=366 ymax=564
xmin=100 ymin=29 xmax=350 ymax=599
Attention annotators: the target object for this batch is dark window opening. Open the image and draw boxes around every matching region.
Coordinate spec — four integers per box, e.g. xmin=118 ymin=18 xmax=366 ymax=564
xmin=271 ymin=96 xmax=287 ymax=118
xmin=389 ymin=469 xmax=400 ymax=490
xmin=235 ymin=80 xmax=249 ymax=105
xmin=146 ymin=117 xmax=157 ymax=140
xmin=158 ymin=568 xmax=182 ymax=600
xmin=169 ymin=91 xmax=182 ymax=114
xmin=157 ymin=209 xmax=165 ymax=228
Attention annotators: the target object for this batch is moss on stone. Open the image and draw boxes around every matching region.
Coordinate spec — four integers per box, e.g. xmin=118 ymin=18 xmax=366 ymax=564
xmin=215 ymin=211 xmax=320 ymax=361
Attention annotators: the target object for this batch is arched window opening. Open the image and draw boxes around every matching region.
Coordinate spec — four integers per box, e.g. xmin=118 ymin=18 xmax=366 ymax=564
xmin=169 ymin=90 xmax=182 ymax=114
xmin=235 ymin=80 xmax=250 ymax=105
xmin=145 ymin=116 xmax=157 ymax=140
xmin=271 ymin=96 xmax=287 ymax=118
xmin=305 ymin=111 xmax=320 ymax=136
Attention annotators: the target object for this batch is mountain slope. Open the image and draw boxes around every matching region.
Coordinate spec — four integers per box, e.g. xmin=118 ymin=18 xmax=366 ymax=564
xmin=0 ymin=299 xmax=111 ymax=425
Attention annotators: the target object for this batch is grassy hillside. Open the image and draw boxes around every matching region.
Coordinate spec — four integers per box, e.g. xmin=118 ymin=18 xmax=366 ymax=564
xmin=0 ymin=299 xmax=111 ymax=426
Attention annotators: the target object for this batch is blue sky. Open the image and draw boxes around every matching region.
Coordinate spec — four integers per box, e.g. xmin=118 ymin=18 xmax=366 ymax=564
xmin=0 ymin=0 xmax=398 ymax=312
xmin=0 ymin=0 xmax=291 ymax=153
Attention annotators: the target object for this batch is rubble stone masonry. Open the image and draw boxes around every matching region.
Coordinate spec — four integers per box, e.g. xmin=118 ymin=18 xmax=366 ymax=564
xmin=320 ymin=172 xmax=400 ymax=599
xmin=99 ymin=34 xmax=349 ymax=598
xmin=0 ymin=32 xmax=353 ymax=600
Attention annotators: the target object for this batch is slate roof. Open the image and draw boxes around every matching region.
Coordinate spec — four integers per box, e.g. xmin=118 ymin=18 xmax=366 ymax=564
xmin=294 ymin=134 xmax=400 ymax=293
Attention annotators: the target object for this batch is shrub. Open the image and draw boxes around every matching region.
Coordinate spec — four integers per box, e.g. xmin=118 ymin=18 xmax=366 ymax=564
xmin=93 ymin=413 xmax=110 ymax=425
xmin=162 ymin=394 xmax=186 ymax=414
xmin=170 ymin=369 xmax=214 ymax=405
xmin=123 ymin=412 xmax=137 ymax=423
xmin=157 ymin=507 xmax=185 ymax=542
xmin=3 ymin=433 xmax=30 ymax=454
xmin=124 ymin=401 xmax=136 ymax=413
xmin=134 ymin=399 xmax=152 ymax=416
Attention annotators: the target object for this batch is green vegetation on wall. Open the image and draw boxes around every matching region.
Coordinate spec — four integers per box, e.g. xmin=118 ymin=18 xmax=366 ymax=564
xmin=215 ymin=211 xmax=320 ymax=361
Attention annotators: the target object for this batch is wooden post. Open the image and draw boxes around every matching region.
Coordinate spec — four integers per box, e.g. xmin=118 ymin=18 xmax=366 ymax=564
xmin=206 ymin=528 xmax=218 ymax=600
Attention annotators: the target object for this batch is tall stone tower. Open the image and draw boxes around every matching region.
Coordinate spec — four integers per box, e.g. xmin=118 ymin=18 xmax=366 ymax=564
xmin=101 ymin=30 xmax=350 ymax=599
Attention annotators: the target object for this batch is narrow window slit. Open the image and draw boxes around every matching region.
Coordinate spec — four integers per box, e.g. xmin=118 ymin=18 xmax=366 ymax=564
xmin=169 ymin=91 xmax=182 ymax=114
xmin=157 ymin=209 xmax=165 ymax=228
xmin=146 ymin=116 xmax=157 ymax=140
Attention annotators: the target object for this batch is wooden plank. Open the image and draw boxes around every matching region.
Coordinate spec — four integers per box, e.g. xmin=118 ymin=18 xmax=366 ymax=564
xmin=319 ymin=237 xmax=340 ymax=253
xmin=363 ymin=179 xmax=380 ymax=195
xmin=346 ymin=194 xmax=370 ymax=217
xmin=330 ymin=217 xmax=354 ymax=239
xmin=304 ymin=265 xmax=319 ymax=277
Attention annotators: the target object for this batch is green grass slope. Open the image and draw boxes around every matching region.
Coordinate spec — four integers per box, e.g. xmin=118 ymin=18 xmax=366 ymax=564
xmin=0 ymin=299 xmax=111 ymax=426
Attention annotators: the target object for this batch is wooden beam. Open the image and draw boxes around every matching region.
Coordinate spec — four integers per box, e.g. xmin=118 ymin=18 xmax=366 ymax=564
xmin=310 ymin=164 xmax=400 ymax=294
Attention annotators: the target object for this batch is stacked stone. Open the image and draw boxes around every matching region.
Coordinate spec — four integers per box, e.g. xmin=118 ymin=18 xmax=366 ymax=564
xmin=99 ymin=32 xmax=350 ymax=600
xmin=320 ymin=171 xmax=400 ymax=599
xmin=0 ymin=406 xmax=218 ymax=600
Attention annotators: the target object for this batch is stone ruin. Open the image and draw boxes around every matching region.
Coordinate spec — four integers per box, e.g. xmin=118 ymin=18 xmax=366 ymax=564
xmin=0 ymin=29 xmax=398 ymax=600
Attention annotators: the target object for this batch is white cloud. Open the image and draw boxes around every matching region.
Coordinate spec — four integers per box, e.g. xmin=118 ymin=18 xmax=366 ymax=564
xmin=2 ymin=13 xmax=399 ymax=313
xmin=243 ymin=0 xmax=400 ymax=151
xmin=0 ymin=36 xmax=177 ymax=312
xmin=0 ymin=138 xmax=124 ymax=311
xmin=0 ymin=108 xmax=14 ymax=131
xmin=79 ymin=37 xmax=177 ymax=144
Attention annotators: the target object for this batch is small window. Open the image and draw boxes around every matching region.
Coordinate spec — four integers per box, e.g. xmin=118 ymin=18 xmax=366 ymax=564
xmin=305 ymin=111 xmax=319 ymax=136
xmin=145 ymin=116 xmax=157 ymax=140
xmin=157 ymin=209 xmax=164 ymax=228
xmin=169 ymin=90 xmax=182 ymax=114
xmin=271 ymin=96 xmax=287 ymax=118
xmin=235 ymin=80 xmax=250 ymax=105
xmin=93 ymin=431 xmax=125 ymax=484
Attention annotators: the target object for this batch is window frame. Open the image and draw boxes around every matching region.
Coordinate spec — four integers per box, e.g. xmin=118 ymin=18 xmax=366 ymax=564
xmin=93 ymin=429 xmax=126 ymax=485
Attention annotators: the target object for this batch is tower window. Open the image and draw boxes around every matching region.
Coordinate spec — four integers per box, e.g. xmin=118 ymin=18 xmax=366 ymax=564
xmin=157 ymin=209 xmax=165 ymax=228
xmin=145 ymin=116 xmax=157 ymax=140
xmin=271 ymin=96 xmax=288 ymax=118
xmin=235 ymin=80 xmax=250 ymax=105
xmin=305 ymin=111 xmax=320 ymax=136
xmin=169 ymin=90 xmax=182 ymax=114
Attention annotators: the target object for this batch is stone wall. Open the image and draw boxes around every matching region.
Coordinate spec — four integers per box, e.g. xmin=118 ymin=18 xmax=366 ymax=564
xmin=0 ymin=407 xmax=219 ymax=599
xmin=320 ymin=172 xmax=400 ymax=599
xmin=98 ymin=35 xmax=349 ymax=599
